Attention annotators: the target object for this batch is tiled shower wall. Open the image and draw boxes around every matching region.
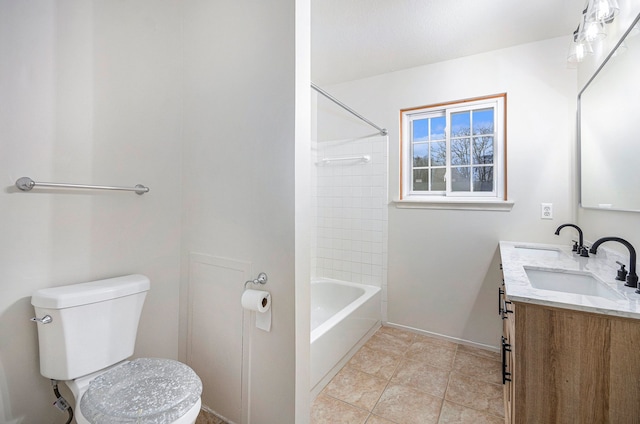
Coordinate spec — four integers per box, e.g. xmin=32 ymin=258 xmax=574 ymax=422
xmin=311 ymin=135 xmax=389 ymax=319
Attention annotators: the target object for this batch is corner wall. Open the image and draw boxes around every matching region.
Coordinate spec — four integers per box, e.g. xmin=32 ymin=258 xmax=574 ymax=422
xmin=318 ymin=37 xmax=578 ymax=347
xmin=180 ymin=1 xmax=300 ymax=422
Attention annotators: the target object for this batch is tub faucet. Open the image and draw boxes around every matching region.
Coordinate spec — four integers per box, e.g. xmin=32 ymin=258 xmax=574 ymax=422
xmin=589 ymin=237 xmax=639 ymax=290
xmin=555 ymin=224 xmax=587 ymax=256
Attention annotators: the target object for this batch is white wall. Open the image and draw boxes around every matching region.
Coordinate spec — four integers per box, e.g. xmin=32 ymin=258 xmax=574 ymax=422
xmin=180 ymin=1 xmax=302 ymax=423
xmin=577 ymin=2 xmax=640 ymax=253
xmin=0 ymin=1 xmax=183 ymax=422
xmin=318 ymin=37 xmax=578 ymax=347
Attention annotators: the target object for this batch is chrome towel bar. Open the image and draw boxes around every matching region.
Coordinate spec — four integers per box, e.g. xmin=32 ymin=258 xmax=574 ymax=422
xmin=15 ymin=177 xmax=149 ymax=195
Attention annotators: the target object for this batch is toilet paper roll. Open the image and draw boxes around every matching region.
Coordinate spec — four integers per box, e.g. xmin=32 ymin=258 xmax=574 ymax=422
xmin=241 ymin=289 xmax=271 ymax=312
xmin=241 ymin=289 xmax=272 ymax=332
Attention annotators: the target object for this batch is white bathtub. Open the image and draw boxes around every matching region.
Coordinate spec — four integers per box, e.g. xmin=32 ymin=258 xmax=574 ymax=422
xmin=310 ymin=279 xmax=381 ymax=394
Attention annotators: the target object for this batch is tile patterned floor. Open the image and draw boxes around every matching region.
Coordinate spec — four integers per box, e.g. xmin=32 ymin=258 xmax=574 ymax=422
xmin=196 ymin=326 xmax=504 ymax=424
xmin=196 ymin=409 xmax=228 ymax=424
xmin=311 ymin=326 xmax=504 ymax=424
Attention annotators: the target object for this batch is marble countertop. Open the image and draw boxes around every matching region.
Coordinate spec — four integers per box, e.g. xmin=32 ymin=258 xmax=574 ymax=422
xmin=500 ymin=240 xmax=640 ymax=320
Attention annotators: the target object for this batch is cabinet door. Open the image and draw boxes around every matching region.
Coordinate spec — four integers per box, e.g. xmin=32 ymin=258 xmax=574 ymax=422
xmin=514 ymin=303 xmax=609 ymax=423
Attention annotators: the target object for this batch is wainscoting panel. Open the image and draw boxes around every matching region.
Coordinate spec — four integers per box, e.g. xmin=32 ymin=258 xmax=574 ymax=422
xmin=187 ymin=253 xmax=251 ymax=424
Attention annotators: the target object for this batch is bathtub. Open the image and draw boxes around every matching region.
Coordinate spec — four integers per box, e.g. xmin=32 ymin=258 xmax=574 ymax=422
xmin=310 ymin=279 xmax=381 ymax=394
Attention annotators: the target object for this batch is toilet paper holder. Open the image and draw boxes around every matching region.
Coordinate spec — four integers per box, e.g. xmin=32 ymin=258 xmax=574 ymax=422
xmin=245 ymin=272 xmax=268 ymax=288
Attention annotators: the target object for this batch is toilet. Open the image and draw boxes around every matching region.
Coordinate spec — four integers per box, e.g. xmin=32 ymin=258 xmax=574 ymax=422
xmin=31 ymin=274 xmax=202 ymax=424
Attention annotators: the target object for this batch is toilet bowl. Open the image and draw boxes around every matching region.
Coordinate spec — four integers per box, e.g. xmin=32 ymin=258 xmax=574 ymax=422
xmin=31 ymin=275 xmax=202 ymax=424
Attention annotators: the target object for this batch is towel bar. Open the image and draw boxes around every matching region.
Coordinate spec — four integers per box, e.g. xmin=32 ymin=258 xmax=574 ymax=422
xmin=15 ymin=177 xmax=149 ymax=195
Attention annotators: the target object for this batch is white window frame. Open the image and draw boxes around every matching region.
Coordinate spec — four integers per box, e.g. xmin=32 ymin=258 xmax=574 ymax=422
xmin=400 ymin=94 xmax=508 ymax=205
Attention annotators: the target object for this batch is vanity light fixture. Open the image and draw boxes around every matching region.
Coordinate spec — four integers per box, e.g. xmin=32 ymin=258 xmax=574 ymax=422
xmin=567 ymin=0 xmax=619 ymax=64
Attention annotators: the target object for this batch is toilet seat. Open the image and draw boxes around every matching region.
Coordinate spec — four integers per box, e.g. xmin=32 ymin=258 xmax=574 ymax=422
xmin=79 ymin=358 xmax=202 ymax=424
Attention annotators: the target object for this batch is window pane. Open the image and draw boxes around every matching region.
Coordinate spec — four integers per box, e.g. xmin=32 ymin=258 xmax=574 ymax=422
xmin=401 ymin=95 xmax=504 ymax=200
xmin=431 ymin=169 xmax=446 ymax=191
xmin=473 ymin=166 xmax=494 ymax=192
xmin=451 ymin=139 xmax=470 ymax=165
xmin=413 ymin=144 xmax=429 ymax=167
xmin=472 ymin=108 xmax=494 ymax=135
xmin=413 ymin=169 xmax=429 ymax=191
xmin=413 ymin=119 xmax=429 ymax=141
xmin=473 ymin=137 xmax=494 ymax=164
xmin=431 ymin=141 xmax=446 ymax=166
xmin=451 ymin=167 xmax=470 ymax=191
xmin=451 ymin=112 xmax=470 ymax=137
xmin=431 ymin=116 xmax=446 ymax=140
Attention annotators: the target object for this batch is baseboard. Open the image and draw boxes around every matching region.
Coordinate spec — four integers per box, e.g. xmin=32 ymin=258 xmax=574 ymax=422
xmin=199 ymin=404 xmax=235 ymax=424
xmin=383 ymin=322 xmax=499 ymax=353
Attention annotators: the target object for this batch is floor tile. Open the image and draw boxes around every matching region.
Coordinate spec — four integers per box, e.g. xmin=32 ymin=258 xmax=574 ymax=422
xmin=457 ymin=344 xmax=501 ymax=362
xmin=452 ymin=351 xmax=501 ymax=384
xmin=413 ymin=333 xmax=460 ymax=350
xmin=438 ymin=401 xmax=504 ymax=424
xmin=196 ymin=410 xmax=227 ymax=424
xmin=372 ymin=384 xmax=443 ymax=424
xmin=365 ymin=332 xmax=414 ymax=357
xmin=391 ymin=358 xmax=450 ymax=398
xmin=445 ymin=372 xmax=504 ymax=418
xmin=376 ymin=326 xmax=416 ymax=344
xmin=311 ymin=394 xmax=370 ymax=424
xmin=348 ymin=345 xmax=402 ymax=380
xmin=317 ymin=327 xmax=505 ymax=424
xmin=323 ymin=366 xmax=388 ymax=411
xmin=404 ymin=339 xmax=457 ymax=370
xmin=366 ymin=414 xmax=398 ymax=424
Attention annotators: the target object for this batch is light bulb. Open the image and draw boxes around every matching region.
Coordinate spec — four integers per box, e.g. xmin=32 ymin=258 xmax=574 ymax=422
xmin=576 ymin=44 xmax=585 ymax=61
xmin=583 ymin=21 xmax=606 ymax=42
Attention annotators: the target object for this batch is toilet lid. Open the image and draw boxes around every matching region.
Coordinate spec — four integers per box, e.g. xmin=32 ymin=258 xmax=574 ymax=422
xmin=80 ymin=358 xmax=202 ymax=424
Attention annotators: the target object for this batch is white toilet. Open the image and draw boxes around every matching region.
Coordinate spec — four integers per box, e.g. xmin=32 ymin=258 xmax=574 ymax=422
xmin=31 ymin=274 xmax=202 ymax=424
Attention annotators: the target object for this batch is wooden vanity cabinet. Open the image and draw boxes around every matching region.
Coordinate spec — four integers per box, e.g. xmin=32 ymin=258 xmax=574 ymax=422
xmin=499 ymin=286 xmax=640 ymax=423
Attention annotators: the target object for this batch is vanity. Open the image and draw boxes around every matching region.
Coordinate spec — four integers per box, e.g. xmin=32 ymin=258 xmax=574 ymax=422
xmin=496 ymin=6 xmax=640 ymax=422
xmin=499 ymin=241 xmax=640 ymax=423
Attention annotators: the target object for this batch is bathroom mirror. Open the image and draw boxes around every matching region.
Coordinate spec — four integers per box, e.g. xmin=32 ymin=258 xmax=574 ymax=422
xmin=579 ymin=12 xmax=640 ymax=212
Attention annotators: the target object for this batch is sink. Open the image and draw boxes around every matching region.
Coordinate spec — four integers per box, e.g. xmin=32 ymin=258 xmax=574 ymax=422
xmin=514 ymin=245 xmax=563 ymax=258
xmin=524 ymin=267 xmax=625 ymax=300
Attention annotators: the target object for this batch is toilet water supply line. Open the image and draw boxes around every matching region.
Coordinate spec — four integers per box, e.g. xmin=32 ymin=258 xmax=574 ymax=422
xmin=51 ymin=379 xmax=73 ymax=424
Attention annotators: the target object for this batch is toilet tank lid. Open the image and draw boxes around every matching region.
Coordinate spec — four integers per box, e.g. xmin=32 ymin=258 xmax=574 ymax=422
xmin=31 ymin=274 xmax=150 ymax=309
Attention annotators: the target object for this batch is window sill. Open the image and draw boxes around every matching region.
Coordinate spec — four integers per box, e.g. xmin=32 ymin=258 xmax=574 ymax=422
xmin=393 ymin=198 xmax=515 ymax=211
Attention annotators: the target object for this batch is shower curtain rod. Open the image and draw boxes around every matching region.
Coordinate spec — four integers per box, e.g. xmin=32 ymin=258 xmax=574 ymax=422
xmin=310 ymin=82 xmax=388 ymax=136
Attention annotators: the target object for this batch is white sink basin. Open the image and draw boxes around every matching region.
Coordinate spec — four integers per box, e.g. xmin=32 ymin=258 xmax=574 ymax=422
xmin=524 ymin=267 xmax=625 ymax=301
xmin=514 ymin=245 xmax=563 ymax=258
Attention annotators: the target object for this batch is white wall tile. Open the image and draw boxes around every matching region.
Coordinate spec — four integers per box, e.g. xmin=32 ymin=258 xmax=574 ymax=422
xmin=311 ymin=135 xmax=389 ymax=289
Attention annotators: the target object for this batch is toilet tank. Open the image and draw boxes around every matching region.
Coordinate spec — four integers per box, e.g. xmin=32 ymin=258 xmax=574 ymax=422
xmin=31 ymin=274 xmax=150 ymax=381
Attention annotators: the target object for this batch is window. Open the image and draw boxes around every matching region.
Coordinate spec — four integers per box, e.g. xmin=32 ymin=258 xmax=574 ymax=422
xmin=400 ymin=94 xmax=507 ymax=203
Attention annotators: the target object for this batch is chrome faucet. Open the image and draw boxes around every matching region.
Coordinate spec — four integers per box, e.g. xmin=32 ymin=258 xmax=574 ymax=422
xmin=555 ymin=224 xmax=588 ymax=257
xmin=589 ymin=237 xmax=639 ymax=291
